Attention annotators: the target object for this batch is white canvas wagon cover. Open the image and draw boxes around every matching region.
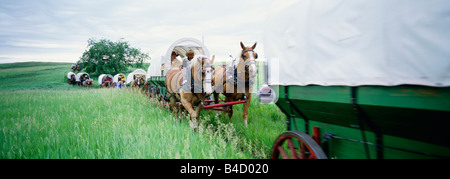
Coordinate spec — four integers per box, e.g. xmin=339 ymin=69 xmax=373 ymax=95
xmin=98 ymin=74 xmax=113 ymax=85
xmin=161 ymin=38 xmax=209 ymax=76
xmin=113 ymin=73 xmax=126 ymax=83
xmin=75 ymin=72 xmax=89 ymax=82
xmin=126 ymin=69 xmax=147 ymax=84
xmin=67 ymin=72 xmax=75 ymax=79
xmin=264 ymin=0 xmax=450 ymax=87
xmin=148 ymin=38 xmax=210 ymax=77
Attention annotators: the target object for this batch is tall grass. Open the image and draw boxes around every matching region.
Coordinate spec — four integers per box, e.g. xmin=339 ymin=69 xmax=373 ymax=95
xmin=0 ymin=89 xmax=254 ymax=159
xmin=196 ymin=96 xmax=286 ymax=159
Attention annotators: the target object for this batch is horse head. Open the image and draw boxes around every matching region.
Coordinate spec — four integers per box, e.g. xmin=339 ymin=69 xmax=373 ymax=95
xmin=239 ymin=42 xmax=258 ymax=79
xmin=192 ymin=55 xmax=215 ymax=95
xmin=134 ymin=75 xmax=143 ymax=86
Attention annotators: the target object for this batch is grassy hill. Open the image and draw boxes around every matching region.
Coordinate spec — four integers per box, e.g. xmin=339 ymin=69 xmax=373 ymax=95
xmin=0 ymin=62 xmax=73 ymax=91
xmin=0 ymin=62 xmax=285 ymax=159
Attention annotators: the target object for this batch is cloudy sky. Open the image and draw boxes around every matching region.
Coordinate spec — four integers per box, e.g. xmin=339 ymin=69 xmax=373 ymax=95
xmin=0 ymin=0 xmax=287 ymax=64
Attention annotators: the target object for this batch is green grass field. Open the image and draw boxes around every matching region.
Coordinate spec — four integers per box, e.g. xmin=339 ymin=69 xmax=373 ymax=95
xmin=0 ymin=62 xmax=285 ymax=159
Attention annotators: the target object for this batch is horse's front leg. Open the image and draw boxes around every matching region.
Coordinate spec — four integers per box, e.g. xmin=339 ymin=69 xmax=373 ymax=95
xmin=242 ymin=93 xmax=252 ymax=127
xmin=169 ymin=95 xmax=179 ymax=120
xmin=194 ymin=100 xmax=203 ymax=124
xmin=213 ymin=92 xmax=219 ymax=106
xmin=224 ymin=95 xmax=233 ymax=121
xmin=180 ymin=93 xmax=198 ymax=130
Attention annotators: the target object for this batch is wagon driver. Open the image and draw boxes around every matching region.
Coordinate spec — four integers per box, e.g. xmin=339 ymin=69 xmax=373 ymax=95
xmin=182 ymin=50 xmax=195 ymax=69
xmin=171 ymin=51 xmax=182 ymax=69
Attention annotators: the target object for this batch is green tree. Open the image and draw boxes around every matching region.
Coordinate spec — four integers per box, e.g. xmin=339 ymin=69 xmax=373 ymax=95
xmin=78 ymin=38 xmax=149 ymax=75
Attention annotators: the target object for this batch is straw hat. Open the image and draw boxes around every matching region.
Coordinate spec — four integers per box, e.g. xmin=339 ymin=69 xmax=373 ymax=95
xmin=186 ymin=50 xmax=194 ymax=56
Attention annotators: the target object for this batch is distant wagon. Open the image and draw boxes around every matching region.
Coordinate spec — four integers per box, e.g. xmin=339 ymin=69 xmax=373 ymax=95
xmin=98 ymin=74 xmax=114 ymax=88
xmin=75 ymin=72 xmax=92 ymax=87
xmin=126 ymin=69 xmax=147 ymax=88
xmin=113 ymin=73 xmax=126 ymax=88
xmin=67 ymin=72 xmax=76 ymax=85
xmin=262 ymin=0 xmax=450 ymax=159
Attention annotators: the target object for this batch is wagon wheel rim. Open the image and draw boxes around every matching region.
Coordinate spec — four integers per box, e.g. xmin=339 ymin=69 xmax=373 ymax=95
xmin=271 ymin=131 xmax=327 ymax=159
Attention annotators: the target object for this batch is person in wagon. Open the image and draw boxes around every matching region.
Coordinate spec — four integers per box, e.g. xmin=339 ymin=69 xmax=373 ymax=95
xmin=104 ymin=76 xmax=112 ymax=87
xmin=171 ymin=51 xmax=182 ymax=69
xmin=117 ymin=75 xmax=125 ymax=88
xmin=182 ymin=50 xmax=195 ymax=68
xmin=75 ymin=64 xmax=81 ymax=72
xmin=81 ymin=75 xmax=86 ymax=83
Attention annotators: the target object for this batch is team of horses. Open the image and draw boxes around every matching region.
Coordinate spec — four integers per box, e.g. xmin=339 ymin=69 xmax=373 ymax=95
xmin=165 ymin=42 xmax=258 ymax=130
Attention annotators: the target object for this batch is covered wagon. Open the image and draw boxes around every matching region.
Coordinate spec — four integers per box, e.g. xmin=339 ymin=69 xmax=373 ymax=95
xmin=126 ymin=69 xmax=147 ymax=88
xmin=113 ymin=73 xmax=126 ymax=88
xmin=98 ymin=74 xmax=114 ymax=88
xmin=66 ymin=72 xmax=76 ymax=85
xmin=147 ymin=38 xmax=210 ymax=101
xmin=75 ymin=72 xmax=92 ymax=87
xmin=262 ymin=0 xmax=450 ymax=159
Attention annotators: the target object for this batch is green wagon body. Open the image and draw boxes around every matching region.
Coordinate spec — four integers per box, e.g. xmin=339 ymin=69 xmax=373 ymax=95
xmin=148 ymin=76 xmax=166 ymax=99
xmin=272 ymin=85 xmax=450 ymax=159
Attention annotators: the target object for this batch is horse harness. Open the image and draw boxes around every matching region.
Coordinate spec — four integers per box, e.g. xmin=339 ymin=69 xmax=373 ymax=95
xmin=219 ymin=50 xmax=257 ymax=90
xmin=169 ymin=57 xmax=213 ymax=103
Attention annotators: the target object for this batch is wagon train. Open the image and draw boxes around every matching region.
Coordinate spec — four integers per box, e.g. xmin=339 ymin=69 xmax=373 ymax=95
xmin=67 ymin=71 xmax=125 ymax=89
xmin=259 ymin=0 xmax=450 ymax=159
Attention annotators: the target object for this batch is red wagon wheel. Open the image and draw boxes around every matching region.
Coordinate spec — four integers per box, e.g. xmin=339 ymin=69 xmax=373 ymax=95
xmin=271 ymin=131 xmax=327 ymax=159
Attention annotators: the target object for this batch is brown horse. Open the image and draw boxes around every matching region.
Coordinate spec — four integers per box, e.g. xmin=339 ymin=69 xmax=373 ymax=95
xmin=213 ymin=42 xmax=258 ymax=126
xmin=83 ymin=79 xmax=93 ymax=88
xmin=131 ymin=75 xmax=145 ymax=88
xmin=144 ymin=81 xmax=150 ymax=96
xmin=166 ymin=55 xmax=215 ymax=130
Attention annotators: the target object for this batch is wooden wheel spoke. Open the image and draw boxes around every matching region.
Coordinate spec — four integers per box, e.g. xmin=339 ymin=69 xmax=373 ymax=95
xmin=277 ymin=146 xmax=289 ymax=159
xmin=287 ymin=138 xmax=298 ymax=159
xmin=299 ymin=141 xmax=306 ymax=159
xmin=271 ymin=131 xmax=328 ymax=159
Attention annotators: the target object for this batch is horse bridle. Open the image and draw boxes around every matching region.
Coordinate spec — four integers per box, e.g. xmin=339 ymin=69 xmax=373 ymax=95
xmin=234 ymin=49 xmax=258 ymax=96
xmin=190 ymin=57 xmax=213 ymax=93
xmin=191 ymin=57 xmax=214 ymax=105
xmin=241 ymin=49 xmax=258 ymax=58
xmin=240 ymin=49 xmax=258 ymax=74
